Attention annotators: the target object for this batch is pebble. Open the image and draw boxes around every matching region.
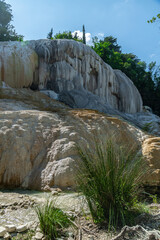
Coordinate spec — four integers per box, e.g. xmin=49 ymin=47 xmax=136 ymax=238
xmin=68 ymin=232 xmax=74 ymax=238
xmin=0 ymin=226 xmax=7 ymax=237
xmin=3 ymin=232 xmax=11 ymax=239
xmin=16 ymin=224 xmax=28 ymax=233
xmin=0 ymin=209 xmax=5 ymax=215
xmin=34 ymin=232 xmax=44 ymax=240
xmin=5 ymin=225 xmax=16 ymax=233
xmin=23 ymin=205 xmax=28 ymax=209
xmin=51 ymin=190 xmax=58 ymax=196
xmin=11 ymin=206 xmax=17 ymax=210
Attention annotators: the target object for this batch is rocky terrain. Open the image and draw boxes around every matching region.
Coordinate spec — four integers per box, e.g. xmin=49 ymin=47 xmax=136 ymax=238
xmin=0 ymin=39 xmax=160 ymax=239
xmin=0 ymin=189 xmax=160 ymax=240
xmin=0 ymin=87 xmax=160 ymax=190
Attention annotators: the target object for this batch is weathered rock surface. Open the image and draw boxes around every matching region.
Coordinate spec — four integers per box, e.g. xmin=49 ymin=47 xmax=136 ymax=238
xmin=0 ymin=41 xmax=38 ymax=88
xmin=0 ymin=226 xmax=7 ymax=237
xmin=58 ymin=88 xmax=160 ymax=134
xmin=0 ymin=39 xmax=143 ymax=114
xmin=142 ymin=137 xmax=160 ymax=186
xmin=1 ymin=190 xmax=160 ymax=240
xmin=112 ymin=225 xmax=160 ymax=240
xmin=0 ymin=87 xmax=159 ymax=190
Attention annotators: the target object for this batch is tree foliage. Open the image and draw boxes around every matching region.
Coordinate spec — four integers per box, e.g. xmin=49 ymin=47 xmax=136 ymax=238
xmin=92 ymin=36 xmax=160 ymax=116
xmin=0 ymin=0 xmax=23 ymax=41
xmin=47 ymin=27 xmax=53 ymax=39
xmin=82 ymin=25 xmax=86 ymax=44
xmin=47 ymin=30 xmax=83 ymax=42
xmin=147 ymin=14 xmax=160 ymax=23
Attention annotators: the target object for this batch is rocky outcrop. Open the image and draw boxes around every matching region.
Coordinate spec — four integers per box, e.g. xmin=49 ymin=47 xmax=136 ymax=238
xmin=0 ymin=41 xmax=38 ymax=88
xmin=0 ymin=40 xmax=160 ymax=190
xmin=0 ymin=88 xmax=159 ymax=190
xmin=113 ymin=225 xmax=160 ymax=240
xmin=0 ymin=40 xmax=143 ymax=114
xmin=142 ymin=137 xmax=160 ymax=186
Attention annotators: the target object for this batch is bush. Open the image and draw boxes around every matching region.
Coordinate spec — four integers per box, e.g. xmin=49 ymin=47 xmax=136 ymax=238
xmin=35 ymin=200 xmax=72 ymax=239
xmin=76 ymin=138 xmax=147 ymax=227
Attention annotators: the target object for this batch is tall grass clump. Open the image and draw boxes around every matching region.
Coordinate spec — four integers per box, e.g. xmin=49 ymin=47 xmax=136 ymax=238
xmin=76 ymin=138 xmax=147 ymax=227
xmin=35 ymin=200 xmax=72 ymax=240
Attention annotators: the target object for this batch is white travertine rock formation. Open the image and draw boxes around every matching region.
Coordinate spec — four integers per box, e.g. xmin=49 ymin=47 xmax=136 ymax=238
xmin=0 ymin=40 xmax=143 ymax=114
xmin=31 ymin=39 xmax=143 ymax=113
xmin=0 ymin=41 xmax=38 ymax=88
xmin=0 ymin=88 xmax=159 ymax=190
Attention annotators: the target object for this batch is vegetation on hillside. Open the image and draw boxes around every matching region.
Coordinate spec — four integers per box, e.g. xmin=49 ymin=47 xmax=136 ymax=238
xmin=46 ymin=29 xmax=160 ymax=116
xmin=92 ymin=36 xmax=160 ymax=116
xmin=1 ymin=0 xmax=160 ymax=116
xmin=0 ymin=0 xmax=23 ymax=41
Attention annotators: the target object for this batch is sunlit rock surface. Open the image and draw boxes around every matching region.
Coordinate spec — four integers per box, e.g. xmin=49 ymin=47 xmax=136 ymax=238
xmin=0 ymin=88 xmax=159 ymax=190
xmin=0 ymin=40 xmax=160 ymax=190
xmin=0 ymin=39 xmax=143 ymax=113
xmin=0 ymin=41 xmax=38 ymax=88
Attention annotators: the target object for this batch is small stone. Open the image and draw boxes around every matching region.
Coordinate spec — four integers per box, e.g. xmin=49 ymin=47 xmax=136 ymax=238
xmin=51 ymin=187 xmax=62 ymax=193
xmin=88 ymin=236 xmax=94 ymax=240
xmin=16 ymin=224 xmax=28 ymax=233
xmin=0 ymin=209 xmax=5 ymax=215
xmin=11 ymin=206 xmax=17 ymax=210
xmin=0 ymin=226 xmax=7 ymax=237
xmin=51 ymin=190 xmax=58 ymax=196
xmin=36 ymin=227 xmax=41 ymax=233
xmin=4 ymin=232 xmax=11 ymax=239
xmin=23 ymin=205 xmax=28 ymax=209
xmin=5 ymin=225 xmax=16 ymax=233
xmin=43 ymin=185 xmax=51 ymax=192
xmin=18 ymin=195 xmax=24 ymax=198
xmin=35 ymin=232 xmax=44 ymax=240
xmin=68 ymin=232 xmax=74 ymax=238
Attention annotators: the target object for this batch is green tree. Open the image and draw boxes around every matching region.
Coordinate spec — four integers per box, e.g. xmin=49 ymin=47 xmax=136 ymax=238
xmin=54 ymin=31 xmax=73 ymax=40
xmin=82 ymin=25 xmax=86 ymax=44
xmin=53 ymin=30 xmax=82 ymax=42
xmin=0 ymin=0 xmax=23 ymax=41
xmin=92 ymin=35 xmax=159 ymax=115
xmin=47 ymin=27 xmax=53 ymax=39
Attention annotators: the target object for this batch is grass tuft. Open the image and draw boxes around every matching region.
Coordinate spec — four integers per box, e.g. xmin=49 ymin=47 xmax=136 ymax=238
xmin=76 ymin=138 xmax=147 ymax=228
xmin=35 ymin=200 xmax=72 ymax=240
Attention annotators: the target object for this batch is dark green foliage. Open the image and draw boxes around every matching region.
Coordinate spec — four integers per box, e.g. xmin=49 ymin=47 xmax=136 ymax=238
xmin=53 ymin=30 xmax=82 ymax=42
xmin=0 ymin=0 xmax=23 ymax=41
xmin=47 ymin=27 xmax=53 ymax=39
xmin=76 ymin=139 xmax=146 ymax=227
xmin=82 ymin=25 xmax=86 ymax=44
xmin=92 ymin=36 xmax=160 ymax=116
xmin=36 ymin=201 xmax=72 ymax=239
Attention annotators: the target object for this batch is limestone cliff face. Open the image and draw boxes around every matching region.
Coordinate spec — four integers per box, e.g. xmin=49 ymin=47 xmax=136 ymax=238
xmin=0 ymin=40 xmax=143 ymax=114
xmin=0 ymin=88 xmax=159 ymax=190
xmin=0 ymin=42 xmax=38 ymax=88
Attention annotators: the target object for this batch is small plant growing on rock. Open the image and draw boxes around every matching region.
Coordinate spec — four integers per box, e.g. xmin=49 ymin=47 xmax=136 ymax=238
xmin=35 ymin=200 xmax=72 ymax=239
xmin=76 ymin=138 xmax=147 ymax=228
xmin=142 ymin=122 xmax=153 ymax=132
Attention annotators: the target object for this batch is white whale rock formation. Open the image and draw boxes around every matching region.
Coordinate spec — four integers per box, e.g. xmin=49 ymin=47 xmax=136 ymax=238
xmin=0 ymin=39 xmax=143 ymax=114
xmin=0 ymin=41 xmax=38 ymax=88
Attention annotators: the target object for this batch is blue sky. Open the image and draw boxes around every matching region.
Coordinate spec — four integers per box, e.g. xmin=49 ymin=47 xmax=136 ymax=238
xmin=6 ymin=0 xmax=160 ymax=65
